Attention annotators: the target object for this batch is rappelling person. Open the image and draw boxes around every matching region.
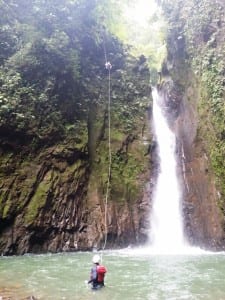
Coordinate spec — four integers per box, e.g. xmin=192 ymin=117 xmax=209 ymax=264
xmin=88 ymin=254 xmax=107 ymax=290
xmin=105 ymin=61 xmax=112 ymax=70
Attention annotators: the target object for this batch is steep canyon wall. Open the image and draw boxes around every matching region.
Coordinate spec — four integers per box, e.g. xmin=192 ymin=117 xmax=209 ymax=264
xmin=160 ymin=0 xmax=225 ymax=250
xmin=0 ymin=53 xmax=151 ymax=255
xmin=0 ymin=1 xmax=151 ymax=254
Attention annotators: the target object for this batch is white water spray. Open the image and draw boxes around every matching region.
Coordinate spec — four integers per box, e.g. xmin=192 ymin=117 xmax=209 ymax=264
xmin=149 ymin=88 xmax=187 ymax=254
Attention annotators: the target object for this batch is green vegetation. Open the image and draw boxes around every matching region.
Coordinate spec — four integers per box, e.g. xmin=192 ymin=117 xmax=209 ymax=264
xmin=0 ymin=0 xmax=152 ymax=230
xmin=185 ymin=1 xmax=225 ymax=201
xmin=160 ymin=0 xmax=225 ymax=205
xmin=89 ymin=59 xmax=150 ymax=205
xmin=118 ymin=3 xmax=167 ymax=84
xmin=25 ymin=171 xmax=52 ymax=224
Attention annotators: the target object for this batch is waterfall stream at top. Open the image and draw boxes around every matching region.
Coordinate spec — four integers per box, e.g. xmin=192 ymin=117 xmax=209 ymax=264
xmin=149 ymin=88 xmax=189 ymax=254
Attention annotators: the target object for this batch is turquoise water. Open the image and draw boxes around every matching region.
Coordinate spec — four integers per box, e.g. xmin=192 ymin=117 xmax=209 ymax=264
xmin=0 ymin=249 xmax=225 ymax=299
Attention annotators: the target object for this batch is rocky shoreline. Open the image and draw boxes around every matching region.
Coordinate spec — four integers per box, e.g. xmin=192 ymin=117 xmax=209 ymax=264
xmin=0 ymin=287 xmax=37 ymax=300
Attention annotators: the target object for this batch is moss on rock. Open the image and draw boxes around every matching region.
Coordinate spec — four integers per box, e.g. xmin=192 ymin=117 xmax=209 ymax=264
xmin=24 ymin=171 xmax=52 ymax=224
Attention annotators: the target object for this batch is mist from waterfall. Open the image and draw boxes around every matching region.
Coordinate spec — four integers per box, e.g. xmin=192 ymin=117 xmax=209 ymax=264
xmin=149 ymin=88 xmax=187 ymax=254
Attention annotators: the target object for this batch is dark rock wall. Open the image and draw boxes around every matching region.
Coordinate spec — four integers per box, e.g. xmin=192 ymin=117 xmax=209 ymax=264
xmin=0 ymin=52 xmax=151 ymax=255
xmin=159 ymin=0 xmax=225 ymax=250
xmin=0 ymin=0 xmax=153 ymax=254
xmin=175 ymin=79 xmax=224 ymax=249
xmin=158 ymin=75 xmax=224 ymax=250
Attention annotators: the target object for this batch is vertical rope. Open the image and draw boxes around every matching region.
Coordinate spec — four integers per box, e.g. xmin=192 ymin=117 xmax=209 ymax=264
xmin=102 ymin=64 xmax=111 ymax=251
xmin=103 ymin=34 xmax=108 ymax=65
xmin=101 ymin=31 xmax=112 ymax=252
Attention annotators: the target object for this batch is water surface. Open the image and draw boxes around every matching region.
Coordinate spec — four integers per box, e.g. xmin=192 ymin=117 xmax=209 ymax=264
xmin=1 ymin=249 xmax=225 ymax=299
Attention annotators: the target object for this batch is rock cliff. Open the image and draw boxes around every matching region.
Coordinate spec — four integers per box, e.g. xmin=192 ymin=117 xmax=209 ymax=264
xmin=0 ymin=54 xmax=151 ymax=255
xmin=2 ymin=0 xmax=225 ymax=254
xmin=159 ymin=0 xmax=225 ymax=250
xmin=0 ymin=1 xmax=151 ymax=254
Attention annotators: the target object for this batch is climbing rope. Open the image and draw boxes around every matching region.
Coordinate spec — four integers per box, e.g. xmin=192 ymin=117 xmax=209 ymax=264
xmin=101 ymin=35 xmax=112 ymax=252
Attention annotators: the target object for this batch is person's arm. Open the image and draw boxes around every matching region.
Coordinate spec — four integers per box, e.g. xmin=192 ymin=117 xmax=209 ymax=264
xmin=88 ymin=267 xmax=97 ymax=284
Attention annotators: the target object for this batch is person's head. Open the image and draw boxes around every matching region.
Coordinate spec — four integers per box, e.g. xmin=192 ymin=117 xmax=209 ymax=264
xmin=92 ymin=254 xmax=100 ymax=264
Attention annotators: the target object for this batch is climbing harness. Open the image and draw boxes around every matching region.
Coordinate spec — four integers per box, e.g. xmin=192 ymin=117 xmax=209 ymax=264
xmin=101 ymin=36 xmax=112 ymax=253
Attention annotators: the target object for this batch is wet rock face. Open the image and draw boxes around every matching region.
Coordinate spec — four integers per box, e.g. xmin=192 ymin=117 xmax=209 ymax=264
xmin=181 ymin=152 xmax=224 ymax=250
xmin=0 ymin=142 xmax=90 ymax=254
xmin=159 ymin=0 xmax=225 ymax=250
xmin=0 ymin=138 xmax=150 ymax=255
xmin=0 ymin=54 xmax=151 ymax=255
xmin=163 ymin=78 xmax=225 ymax=250
xmin=176 ymin=89 xmax=225 ymax=250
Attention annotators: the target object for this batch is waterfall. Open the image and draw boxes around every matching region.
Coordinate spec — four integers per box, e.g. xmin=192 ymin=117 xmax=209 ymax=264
xmin=149 ymin=88 xmax=186 ymax=254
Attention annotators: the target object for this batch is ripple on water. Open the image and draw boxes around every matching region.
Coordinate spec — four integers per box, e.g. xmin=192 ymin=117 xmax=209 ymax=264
xmin=0 ymin=250 xmax=225 ymax=300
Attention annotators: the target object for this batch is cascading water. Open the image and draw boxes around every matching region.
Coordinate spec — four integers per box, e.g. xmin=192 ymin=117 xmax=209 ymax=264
xmin=149 ymin=88 xmax=187 ymax=254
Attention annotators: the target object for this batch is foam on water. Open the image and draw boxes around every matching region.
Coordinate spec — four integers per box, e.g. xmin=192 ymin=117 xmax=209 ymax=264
xmin=110 ymin=245 xmax=217 ymax=257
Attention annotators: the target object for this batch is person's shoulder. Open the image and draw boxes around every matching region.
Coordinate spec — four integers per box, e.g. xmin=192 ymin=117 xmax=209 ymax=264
xmin=97 ymin=265 xmax=107 ymax=273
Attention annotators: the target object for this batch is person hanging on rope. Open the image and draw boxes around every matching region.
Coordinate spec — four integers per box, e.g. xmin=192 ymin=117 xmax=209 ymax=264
xmin=105 ymin=61 xmax=112 ymax=70
xmin=88 ymin=254 xmax=107 ymax=290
